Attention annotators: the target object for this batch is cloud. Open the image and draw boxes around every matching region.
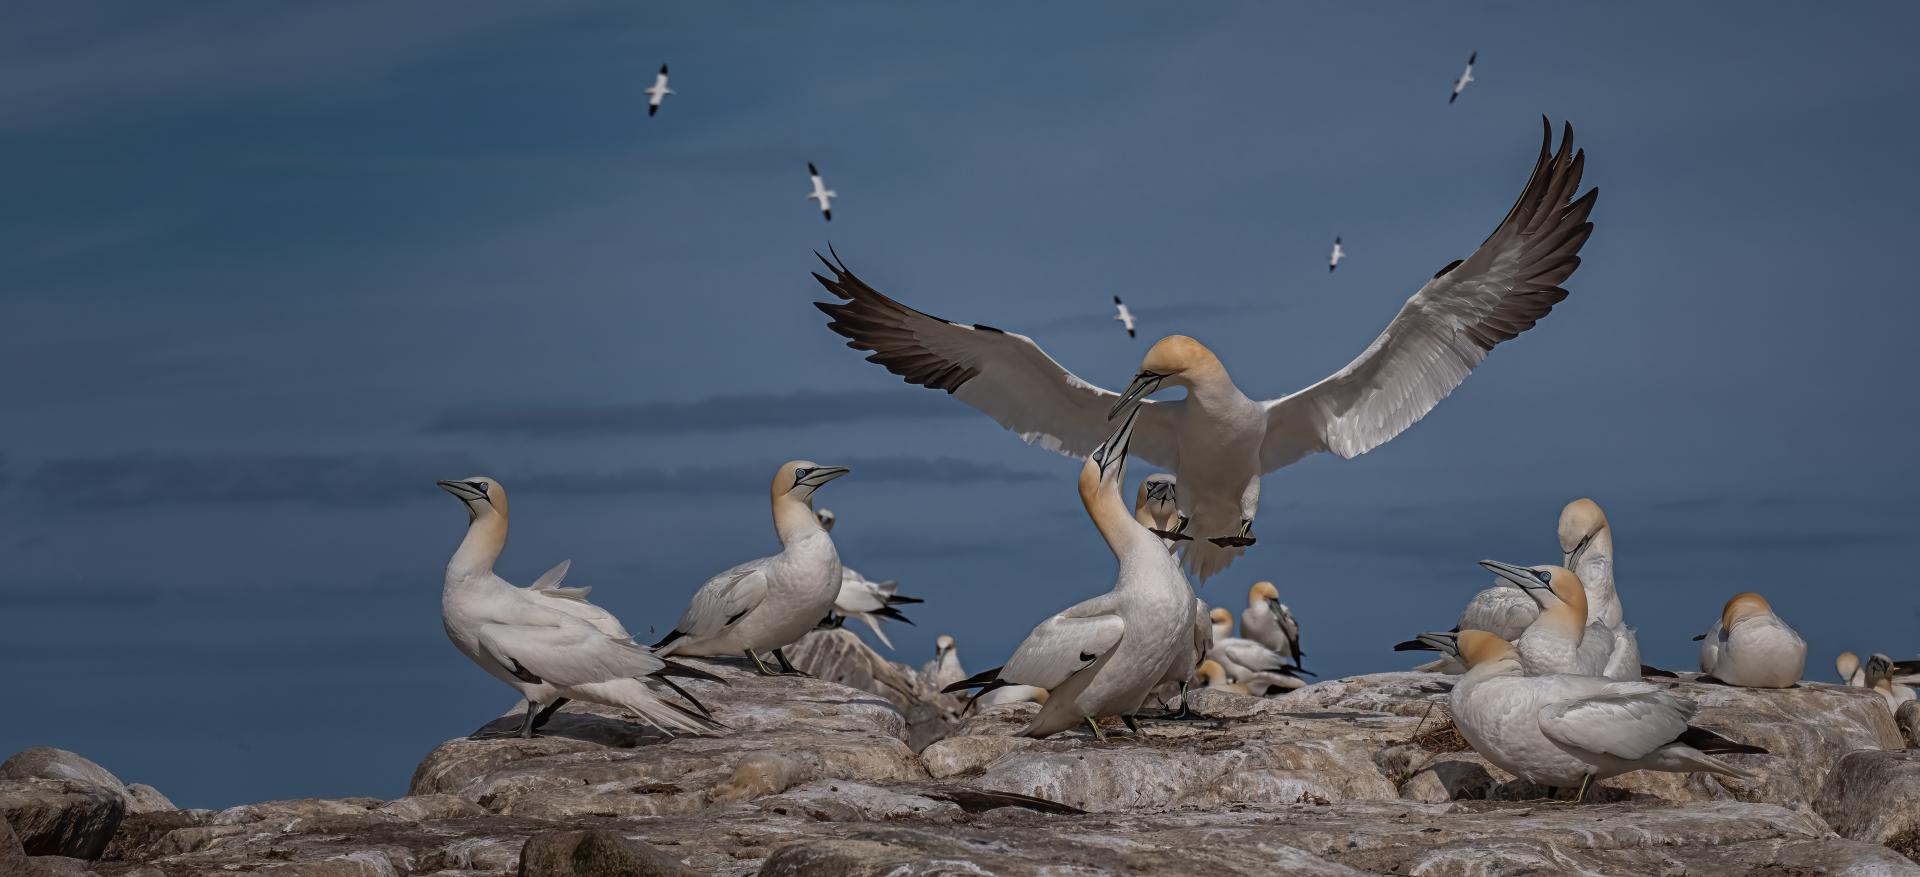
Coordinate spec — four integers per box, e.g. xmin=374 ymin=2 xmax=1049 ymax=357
xmin=17 ymin=451 xmax=1045 ymax=510
xmin=422 ymin=389 xmax=973 ymax=438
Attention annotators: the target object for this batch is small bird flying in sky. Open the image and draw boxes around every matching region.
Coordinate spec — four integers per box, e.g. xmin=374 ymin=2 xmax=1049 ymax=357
xmin=1328 ymin=237 xmax=1344 ymax=273
xmin=645 ymin=64 xmax=672 ymax=117
xmin=807 ymin=162 xmax=836 ymax=221
xmin=1113 ymin=297 xmax=1136 ymax=338
xmin=1450 ymin=52 xmax=1476 ymax=104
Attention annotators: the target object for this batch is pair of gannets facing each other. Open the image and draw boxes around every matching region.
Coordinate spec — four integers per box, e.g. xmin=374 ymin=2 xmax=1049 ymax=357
xmin=942 ymin=405 xmax=1196 ymax=740
xmin=815 ymin=119 xmax=1597 ymax=582
xmin=1208 ymin=607 xmax=1311 ymax=694
xmin=812 ymin=508 xmax=923 ymax=650
xmin=1693 ymin=593 xmax=1805 ymax=688
xmin=437 ymin=478 xmax=721 ymax=738
xmin=1412 ymin=630 xmax=1767 ymax=801
xmin=652 ymin=461 xmax=850 ymax=675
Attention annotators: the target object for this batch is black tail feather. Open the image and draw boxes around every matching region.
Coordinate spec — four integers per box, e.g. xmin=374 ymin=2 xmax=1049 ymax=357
xmin=1680 ymin=725 xmax=1768 ymax=755
xmin=871 ymin=604 xmax=916 ymax=625
xmin=885 ymin=593 xmax=925 ymax=605
xmin=651 ymin=629 xmax=686 ymax=650
xmin=1641 ymin=664 xmax=1680 ymax=678
xmin=943 ymin=665 xmax=1005 ymax=694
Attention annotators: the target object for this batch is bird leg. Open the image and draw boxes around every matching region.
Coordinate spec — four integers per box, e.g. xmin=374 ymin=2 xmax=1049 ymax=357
xmin=1122 ymin=715 xmax=1142 ymax=735
xmin=530 ymin=698 xmax=570 ymax=731
xmin=1164 ymin=682 xmax=1198 ymax=720
xmin=1208 ymin=519 xmax=1257 ymax=549
xmin=518 ymin=701 xmax=540 ymax=739
xmin=772 ymin=648 xmax=813 ymax=677
xmin=745 ymin=650 xmax=781 ymax=676
xmin=1085 ymin=717 xmax=1109 ymax=743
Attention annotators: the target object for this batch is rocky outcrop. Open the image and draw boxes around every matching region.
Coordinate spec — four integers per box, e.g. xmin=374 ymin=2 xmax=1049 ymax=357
xmin=0 ymin=747 xmax=174 ymax=817
xmin=1899 ymin=699 xmax=1920 ymax=748
xmin=0 ymin=778 xmax=124 ymax=859
xmin=519 ymin=828 xmax=702 ymax=877
xmin=1819 ymin=749 xmax=1920 ymax=861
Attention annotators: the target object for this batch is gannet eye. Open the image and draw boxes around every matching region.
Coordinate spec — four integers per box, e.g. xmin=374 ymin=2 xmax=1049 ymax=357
xmin=1533 ymin=569 xmax=1552 ymax=585
xmin=469 ymin=481 xmax=489 ymax=494
xmin=793 ymin=467 xmax=814 ymax=486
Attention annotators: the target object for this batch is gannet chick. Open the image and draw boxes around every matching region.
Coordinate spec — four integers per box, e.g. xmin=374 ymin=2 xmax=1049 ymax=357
xmin=806 ymin=163 xmax=835 ymax=221
xmin=1198 ymin=660 xmax=1251 ymax=695
xmin=644 ymin=64 xmax=672 ymax=117
xmin=1240 ymin=581 xmax=1304 ymax=670
xmin=1694 ymin=593 xmax=1805 ymax=688
xmin=923 ymin=635 xmax=965 ymax=690
xmin=1865 ymin=654 xmax=1918 ymax=712
xmin=1423 ymin=630 xmax=1766 ymax=801
xmin=812 ymin=508 xmax=922 ymax=650
xmin=437 ymin=477 xmax=719 ymax=738
xmin=654 ymin=461 xmax=849 ymax=675
xmin=1482 ymin=560 xmax=1615 ymax=678
xmin=942 ymin=404 xmax=1195 ymax=740
xmin=1450 ymin=51 xmax=1476 ymax=104
xmin=814 ymin=120 xmax=1596 ymax=583
xmin=1207 ymin=607 xmax=1307 ymax=689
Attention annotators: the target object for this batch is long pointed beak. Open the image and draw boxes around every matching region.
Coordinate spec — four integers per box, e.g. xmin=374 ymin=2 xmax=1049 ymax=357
xmin=1108 ymin=372 xmax=1164 ymax=420
xmin=803 ymin=466 xmax=850 ymax=486
xmin=1092 ymin=404 xmax=1140 ymax=478
xmin=1393 ymin=631 xmax=1460 ymax=655
xmin=1479 ymin=559 xmax=1544 ymax=590
xmin=437 ymin=480 xmax=480 ymax=502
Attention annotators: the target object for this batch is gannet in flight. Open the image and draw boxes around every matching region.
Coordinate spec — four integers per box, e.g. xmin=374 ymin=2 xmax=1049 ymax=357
xmin=1240 ymin=581 xmax=1304 ymax=670
xmin=1113 ymin=297 xmax=1137 ymax=338
xmin=436 ymin=477 xmax=719 ymax=738
xmin=1865 ymin=653 xmax=1918 ymax=712
xmin=654 ymin=461 xmax=849 ymax=675
xmin=1694 ymin=593 xmax=1805 ymax=688
xmin=1416 ymin=630 xmax=1766 ymax=801
xmin=813 ymin=508 xmax=921 ymax=649
xmin=644 ymin=64 xmax=673 ymax=117
xmin=815 ymin=120 xmax=1596 ymax=580
xmin=1328 ymin=237 xmax=1344 ymax=273
xmin=1450 ymin=52 xmax=1475 ymax=104
xmin=942 ymin=403 xmax=1196 ymax=739
xmin=806 ymin=162 xmax=835 ymax=221
xmin=922 ymin=634 xmax=965 ymax=690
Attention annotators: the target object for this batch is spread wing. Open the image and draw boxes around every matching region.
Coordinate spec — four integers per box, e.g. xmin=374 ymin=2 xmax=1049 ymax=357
xmin=1000 ymin=594 xmax=1125 ymax=689
xmin=476 ymin=620 xmax=667 ymax=688
xmin=1537 ymin=683 xmax=1693 ymax=761
xmin=814 ymin=252 xmax=1175 ymax=467
xmin=673 ymin=561 xmax=770 ymax=638
xmin=1261 ymin=118 xmax=1597 ymax=471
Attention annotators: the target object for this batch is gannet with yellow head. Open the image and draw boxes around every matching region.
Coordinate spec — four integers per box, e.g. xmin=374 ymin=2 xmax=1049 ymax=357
xmin=816 ymin=120 xmax=1597 ymax=582
xmin=1864 ymin=654 xmax=1918 ymax=712
xmin=1481 ymin=560 xmax=1612 ymax=678
xmin=1694 ymin=593 xmax=1805 ymax=689
xmin=1240 ymin=581 xmax=1304 ymax=670
xmin=653 ymin=461 xmax=849 ymax=675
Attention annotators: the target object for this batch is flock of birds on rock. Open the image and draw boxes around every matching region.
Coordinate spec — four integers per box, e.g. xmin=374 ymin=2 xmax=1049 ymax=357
xmin=430 ymin=56 xmax=1915 ymax=803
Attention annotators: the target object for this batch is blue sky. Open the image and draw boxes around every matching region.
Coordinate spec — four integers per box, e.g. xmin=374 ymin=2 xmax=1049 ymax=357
xmin=3 ymin=2 xmax=1917 ymax=808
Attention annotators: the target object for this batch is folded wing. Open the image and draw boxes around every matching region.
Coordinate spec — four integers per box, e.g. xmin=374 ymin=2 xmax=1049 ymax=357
xmin=1537 ymin=684 xmax=1694 ymax=760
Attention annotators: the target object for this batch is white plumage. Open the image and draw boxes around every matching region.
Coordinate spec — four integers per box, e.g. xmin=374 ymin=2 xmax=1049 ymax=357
xmin=1697 ymin=593 xmax=1805 ymax=688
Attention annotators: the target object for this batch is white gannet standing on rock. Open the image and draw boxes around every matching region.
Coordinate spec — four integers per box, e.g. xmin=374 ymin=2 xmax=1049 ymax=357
xmin=644 ymin=64 xmax=672 ymax=117
xmin=1865 ymin=654 xmax=1918 ymax=712
xmin=436 ymin=477 xmax=720 ymax=738
xmin=1328 ymin=237 xmax=1344 ymax=273
xmin=812 ymin=508 xmax=922 ymax=649
xmin=815 ymin=120 xmax=1596 ymax=581
xmin=923 ymin=635 xmax=965 ymax=690
xmin=806 ymin=163 xmax=835 ymax=221
xmin=1135 ymin=474 xmax=1208 ymax=715
xmin=1481 ymin=560 xmax=1618 ymax=679
xmin=654 ymin=461 xmax=849 ymax=675
xmin=942 ymin=404 xmax=1195 ymax=739
xmin=1415 ymin=630 xmax=1767 ymax=801
xmin=1450 ymin=52 xmax=1476 ymax=104
xmin=1694 ymin=593 xmax=1805 ymax=688
xmin=1113 ymin=297 xmax=1137 ymax=339
xmin=1240 ymin=581 xmax=1304 ymax=670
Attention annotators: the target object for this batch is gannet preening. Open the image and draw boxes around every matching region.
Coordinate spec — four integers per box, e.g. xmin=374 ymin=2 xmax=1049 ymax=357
xmin=1328 ymin=237 xmax=1344 ymax=273
xmin=1837 ymin=652 xmax=1864 ymax=685
xmin=812 ymin=508 xmax=922 ymax=649
xmin=923 ymin=634 xmax=965 ymax=690
xmin=1865 ymin=654 xmax=1919 ymax=712
xmin=942 ymin=404 xmax=1195 ymax=739
xmin=1417 ymin=630 xmax=1767 ymax=801
xmin=1450 ymin=52 xmax=1476 ymax=104
xmin=644 ymin=64 xmax=672 ymax=117
xmin=815 ymin=120 xmax=1596 ymax=580
xmin=1113 ymin=297 xmax=1137 ymax=338
xmin=1240 ymin=581 xmax=1304 ymax=670
xmin=1693 ymin=593 xmax=1805 ymax=689
xmin=1559 ymin=499 xmax=1624 ymax=629
xmin=436 ymin=477 xmax=720 ymax=738
xmin=1197 ymin=660 xmax=1251 ymax=695
xmin=806 ymin=162 xmax=835 ymax=221
xmin=1481 ymin=560 xmax=1618 ymax=679
xmin=654 ymin=461 xmax=849 ymax=675
xmin=1208 ymin=607 xmax=1309 ymax=692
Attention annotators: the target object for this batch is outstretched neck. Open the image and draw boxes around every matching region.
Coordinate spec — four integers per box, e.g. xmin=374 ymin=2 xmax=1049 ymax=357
xmin=772 ymin=494 xmax=827 ymax=545
xmin=448 ymin=515 xmax=506 ymax=580
xmin=1083 ymin=471 xmax=1154 ymax=560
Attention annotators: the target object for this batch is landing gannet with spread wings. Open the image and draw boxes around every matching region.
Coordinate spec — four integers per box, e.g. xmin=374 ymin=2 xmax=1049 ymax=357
xmin=645 ymin=64 xmax=673 ymax=117
xmin=437 ymin=477 xmax=720 ymax=738
xmin=1695 ymin=593 xmax=1805 ymax=688
xmin=1328 ymin=237 xmax=1344 ymax=272
xmin=654 ymin=461 xmax=849 ymax=675
xmin=807 ymin=163 xmax=836 ymax=221
xmin=1450 ymin=52 xmax=1476 ymax=104
xmin=1113 ymin=297 xmax=1137 ymax=338
xmin=815 ymin=120 xmax=1596 ymax=580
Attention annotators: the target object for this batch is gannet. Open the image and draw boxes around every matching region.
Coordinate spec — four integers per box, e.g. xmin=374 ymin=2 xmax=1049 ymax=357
xmin=1328 ymin=237 xmax=1344 ymax=273
xmin=1418 ymin=630 xmax=1766 ymax=801
xmin=1865 ymin=654 xmax=1918 ymax=712
xmin=1207 ymin=606 xmax=1307 ymax=689
xmin=812 ymin=508 xmax=922 ymax=649
xmin=1198 ymin=660 xmax=1251 ymax=695
xmin=1559 ymin=499 xmax=1624 ymax=629
xmin=644 ymin=64 xmax=672 ymax=117
xmin=942 ymin=403 xmax=1195 ymax=739
xmin=436 ymin=477 xmax=719 ymax=738
xmin=1134 ymin=474 xmax=1207 ymax=713
xmin=1450 ymin=52 xmax=1476 ymax=104
xmin=815 ymin=120 xmax=1596 ymax=580
xmin=1694 ymin=593 xmax=1805 ymax=688
xmin=977 ymin=684 xmax=1048 ymax=710
xmin=923 ymin=634 xmax=965 ymax=690
xmin=806 ymin=162 xmax=835 ymax=221
xmin=653 ymin=461 xmax=849 ymax=675
xmin=1481 ymin=560 xmax=1617 ymax=678
xmin=1240 ymin=581 xmax=1304 ymax=670
xmin=1112 ymin=297 xmax=1137 ymax=338
xmin=1837 ymin=652 xmax=1864 ymax=685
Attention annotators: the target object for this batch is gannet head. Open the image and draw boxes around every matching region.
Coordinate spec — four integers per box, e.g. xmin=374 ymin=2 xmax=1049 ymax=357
xmin=437 ymin=476 xmax=506 ymax=524
xmin=1198 ymin=659 xmax=1230 ymax=686
xmin=1249 ymin=581 xmax=1279 ymax=607
xmin=1456 ymin=629 xmax=1519 ymax=669
xmin=1558 ymin=498 xmax=1609 ymax=565
xmin=1135 ymin=472 xmax=1177 ymax=515
xmin=1208 ymin=607 xmax=1234 ymax=640
xmin=1865 ymin=653 xmax=1898 ymax=689
xmin=1108 ymin=335 xmax=1223 ymax=418
xmin=1480 ymin=560 xmax=1587 ymax=622
xmin=775 ymin=460 xmax=849 ymax=502
xmin=934 ymin=634 xmax=955 ymax=659
xmin=1837 ymin=651 xmax=1861 ymax=683
xmin=815 ymin=508 xmax=837 ymax=532
xmin=1720 ymin=592 xmax=1774 ymax=630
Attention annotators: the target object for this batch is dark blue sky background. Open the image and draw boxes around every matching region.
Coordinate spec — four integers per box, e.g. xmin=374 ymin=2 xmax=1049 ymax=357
xmin=4 ymin=2 xmax=1917 ymax=808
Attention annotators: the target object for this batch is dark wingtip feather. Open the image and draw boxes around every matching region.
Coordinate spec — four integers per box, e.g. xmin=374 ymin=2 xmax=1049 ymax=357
xmin=942 ymin=665 xmax=1005 ymax=694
